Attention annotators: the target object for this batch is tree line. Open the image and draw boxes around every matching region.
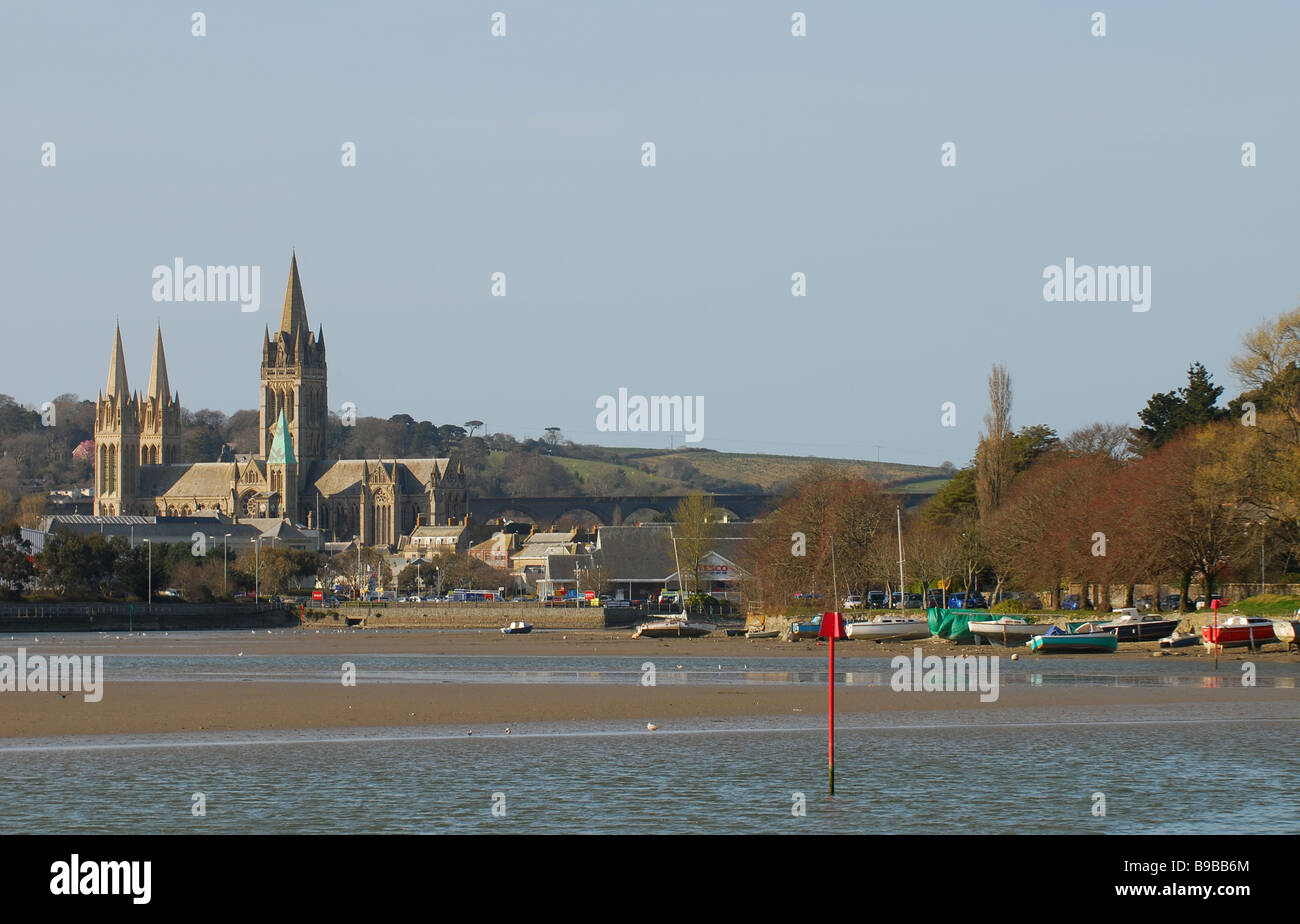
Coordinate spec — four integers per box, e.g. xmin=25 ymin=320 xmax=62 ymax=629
xmin=742 ymin=306 xmax=1300 ymax=614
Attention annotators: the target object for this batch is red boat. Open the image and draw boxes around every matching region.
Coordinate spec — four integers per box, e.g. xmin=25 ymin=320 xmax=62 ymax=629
xmin=1201 ymin=616 xmax=1276 ymax=648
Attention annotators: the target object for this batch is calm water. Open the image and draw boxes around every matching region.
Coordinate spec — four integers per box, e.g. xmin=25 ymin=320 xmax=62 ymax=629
xmin=2 ymin=632 xmax=1297 ymax=834
xmin=4 ymin=629 xmax=1298 ymax=688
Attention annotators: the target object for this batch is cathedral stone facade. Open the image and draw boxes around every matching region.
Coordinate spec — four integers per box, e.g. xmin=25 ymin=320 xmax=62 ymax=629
xmin=92 ymin=254 xmax=467 ymax=546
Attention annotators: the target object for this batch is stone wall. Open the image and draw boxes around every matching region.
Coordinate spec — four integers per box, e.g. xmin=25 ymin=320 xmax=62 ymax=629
xmin=301 ymin=603 xmax=616 ymax=630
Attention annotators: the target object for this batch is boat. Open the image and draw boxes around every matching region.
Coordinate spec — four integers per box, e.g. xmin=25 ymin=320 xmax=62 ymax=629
xmin=1026 ymin=625 xmax=1118 ymax=654
xmin=1081 ymin=608 xmax=1180 ymax=642
xmin=1272 ymin=618 xmax=1299 ymax=652
xmin=1201 ymin=615 xmax=1276 ymax=649
xmin=1160 ymin=631 xmax=1199 ymax=649
xmin=845 ymin=615 xmax=932 ymax=641
xmin=500 ymin=621 xmax=533 ymax=635
xmin=634 ymin=528 xmax=719 ymax=639
xmin=745 ymin=629 xmax=781 ymax=639
xmin=969 ymin=616 xmax=1052 ymax=646
xmin=633 ymin=613 xmax=716 ymax=639
xmin=787 ymin=615 xmax=823 ymax=641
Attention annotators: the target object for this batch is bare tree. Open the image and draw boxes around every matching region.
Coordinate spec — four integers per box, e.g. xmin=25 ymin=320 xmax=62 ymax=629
xmin=1062 ymin=422 xmax=1132 ymax=460
xmin=975 ymin=363 xmax=1014 ymax=520
xmin=671 ymin=494 xmax=721 ymax=595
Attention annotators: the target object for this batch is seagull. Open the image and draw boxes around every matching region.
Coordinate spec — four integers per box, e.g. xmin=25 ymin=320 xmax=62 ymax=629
xmin=505 ymin=728 xmax=512 ymax=735
xmin=467 ymin=731 xmax=474 ymax=736
xmin=646 ymin=723 xmax=659 ymax=731
xmin=237 ymin=652 xmax=244 ymax=657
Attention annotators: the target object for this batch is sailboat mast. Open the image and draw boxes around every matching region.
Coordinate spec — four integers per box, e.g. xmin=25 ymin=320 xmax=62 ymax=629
xmin=897 ymin=506 xmax=905 ymax=616
xmin=830 ymin=535 xmax=839 ymax=611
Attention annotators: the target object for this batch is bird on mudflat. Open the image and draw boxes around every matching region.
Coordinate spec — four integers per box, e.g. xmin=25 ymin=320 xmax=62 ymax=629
xmin=646 ymin=723 xmax=659 ymax=731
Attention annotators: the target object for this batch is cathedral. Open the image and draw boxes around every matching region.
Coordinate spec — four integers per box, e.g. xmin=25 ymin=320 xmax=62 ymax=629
xmin=92 ymin=253 xmax=468 ymax=546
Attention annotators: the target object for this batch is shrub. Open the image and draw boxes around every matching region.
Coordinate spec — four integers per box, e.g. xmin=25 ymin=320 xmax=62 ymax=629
xmin=990 ymin=599 xmax=1028 ymax=615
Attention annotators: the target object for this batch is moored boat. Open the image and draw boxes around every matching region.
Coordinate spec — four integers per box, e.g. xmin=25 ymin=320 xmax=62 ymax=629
xmin=633 ymin=613 xmax=716 ymax=639
xmin=969 ymin=616 xmax=1052 ymax=646
xmin=787 ymin=615 xmax=823 ymax=641
xmin=845 ymin=615 xmax=931 ymax=641
xmin=1160 ymin=630 xmax=1199 ymax=648
xmin=1272 ymin=619 xmax=1299 ymax=652
xmin=1083 ymin=608 xmax=1180 ymax=642
xmin=500 ymin=621 xmax=533 ymax=634
xmin=1026 ymin=625 xmax=1118 ymax=654
xmin=1201 ymin=615 xmax=1276 ymax=649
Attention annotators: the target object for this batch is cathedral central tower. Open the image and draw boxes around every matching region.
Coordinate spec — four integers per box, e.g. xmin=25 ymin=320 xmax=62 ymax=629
xmin=260 ymin=251 xmax=327 ymax=477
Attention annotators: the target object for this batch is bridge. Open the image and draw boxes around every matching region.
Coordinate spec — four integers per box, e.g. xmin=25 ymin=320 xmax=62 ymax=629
xmin=466 ymin=490 xmax=934 ymax=528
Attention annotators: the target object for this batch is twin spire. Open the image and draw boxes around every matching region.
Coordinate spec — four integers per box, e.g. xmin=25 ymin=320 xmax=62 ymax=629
xmin=106 ymin=321 xmax=172 ymax=403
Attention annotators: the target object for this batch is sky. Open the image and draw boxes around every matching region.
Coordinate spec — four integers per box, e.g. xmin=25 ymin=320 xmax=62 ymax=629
xmin=4 ymin=1 xmax=1298 ymax=467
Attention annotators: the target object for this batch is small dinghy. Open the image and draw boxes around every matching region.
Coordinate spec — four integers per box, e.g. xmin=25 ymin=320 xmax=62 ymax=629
xmin=500 ymin=621 xmax=533 ymax=635
xmin=1160 ymin=630 xmax=1199 ymax=648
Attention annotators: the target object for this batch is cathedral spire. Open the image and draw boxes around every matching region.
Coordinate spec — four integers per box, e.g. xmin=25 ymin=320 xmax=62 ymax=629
xmin=146 ymin=324 xmax=171 ymax=402
xmin=279 ymin=251 xmax=309 ymax=337
xmin=106 ymin=322 xmax=129 ymax=400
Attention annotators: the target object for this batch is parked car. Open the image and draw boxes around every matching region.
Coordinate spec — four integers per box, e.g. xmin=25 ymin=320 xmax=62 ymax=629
xmin=866 ymin=591 xmax=888 ymax=609
xmin=948 ymin=592 xmax=988 ymax=610
xmin=843 ymin=594 xmax=864 ymax=610
xmin=1061 ymin=594 xmax=1093 ymax=610
xmin=1194 ymin=594 xmax=1224 ymax=610
xmin=1160 ymin=594 xmax=1182 ymax=611
xmin=324 ymin=596 xmax=341 ymax=606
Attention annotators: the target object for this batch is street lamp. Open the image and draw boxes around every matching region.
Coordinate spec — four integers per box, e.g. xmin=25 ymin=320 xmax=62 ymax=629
xmin=252 ymin=537 xmax=261 ymax=604
xmin=223 ymin=533 xmax=231 ymax=595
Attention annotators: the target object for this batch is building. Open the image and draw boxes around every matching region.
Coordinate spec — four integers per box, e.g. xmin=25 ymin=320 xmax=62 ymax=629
xmin=584 ymin=524 xmax=752 ymax=602
xmin=91 ymin=253 xmax=469 ymax=546
xmin=21 ymin=512 xmax=318 ymax=555
xmin=468 ymin=531 xmax=520 ymax=569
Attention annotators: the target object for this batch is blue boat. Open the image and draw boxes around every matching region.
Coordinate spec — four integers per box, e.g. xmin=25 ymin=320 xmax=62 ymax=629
xmin=788 ymin=615 xmax=823 ymax=641
xmin=1026 ymin=625 xmax=1118 ymax=654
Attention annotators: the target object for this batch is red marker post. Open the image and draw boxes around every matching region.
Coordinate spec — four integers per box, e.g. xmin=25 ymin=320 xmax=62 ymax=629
xmin=819 ymin=611 xmax=848 ymax=795
xmin=1211 ymin=598 xmax=1220 ymax=669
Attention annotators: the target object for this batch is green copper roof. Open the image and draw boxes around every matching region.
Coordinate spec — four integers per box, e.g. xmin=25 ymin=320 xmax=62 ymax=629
xmin=268 ymin=410 xmax=295 ymax=465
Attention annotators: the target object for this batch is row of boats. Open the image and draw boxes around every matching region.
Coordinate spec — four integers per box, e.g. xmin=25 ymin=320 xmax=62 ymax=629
xmin=782 ymin=609 xmax=1300 ymax=654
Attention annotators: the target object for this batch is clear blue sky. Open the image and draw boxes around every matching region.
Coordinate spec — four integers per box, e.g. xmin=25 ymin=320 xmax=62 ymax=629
xmin=4 ymin=1 xmax=1297 ymax=466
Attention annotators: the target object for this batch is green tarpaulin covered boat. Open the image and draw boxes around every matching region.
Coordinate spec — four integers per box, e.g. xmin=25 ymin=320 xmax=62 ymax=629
xmin=927 ymin=607 xmax=999 ymax=642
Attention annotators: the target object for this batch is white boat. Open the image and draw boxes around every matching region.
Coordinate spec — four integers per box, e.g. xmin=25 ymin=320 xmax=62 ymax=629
xmin=1272 ymin=618 xmax=1299 ymax=652
xmin=633 ymin=613 xmax=716 ymax=639
xmin=969 ymin=616 xmax=1053 ymax=646
xmin=500 ymin=621 xmax=533 ymax=635
xmin=845 ymin=615 xmax=931 ymax=641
